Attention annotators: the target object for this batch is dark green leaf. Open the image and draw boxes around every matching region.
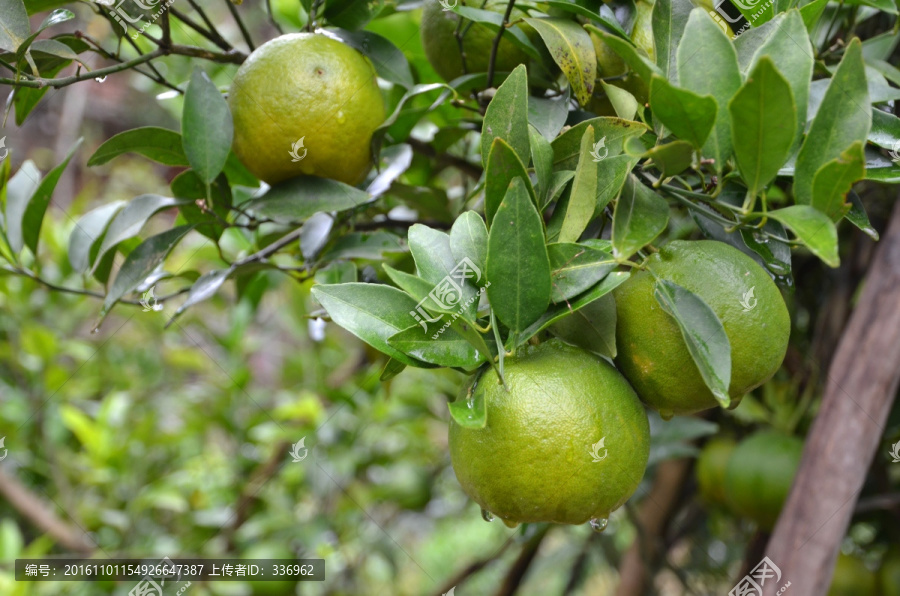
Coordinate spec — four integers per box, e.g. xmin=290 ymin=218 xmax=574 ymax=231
xmin=544 ymin=1 xmax=629 ymax=39
xmin=388 ymin=324 xmax=484 ymax=368
xmin=323 ymin=0 xmax=383 ymax=31
xmin=452 ymin=6 xmax=542 ymax=61
xmin=93 ymin=195 xmax=185 ymax=271
xmin=486 ymin=177 xmax=552 ymax=336
xmin=102 ymin=226 xmax=193 ymax=316
xmin=869 ymin=108 xmax=900 ymax=150
xmin=484 ymin=137 xmax=536 ymax=226
xmin=551 ymin=117 xmax=648 ymax=170
xmin=595 ymin=154 xmax=638 ymax=216
xmin=559 ymin=126 xmax=599 ymax=244
xmin=528 ymin=125 xmax=554 ymax=205
xmin=844 ymin=191 xmax=879 ymax=241
xmin=481 ymin=65 xmax=530 ymax=167
xmin=585 ymin=26 xmax=662 ymax=83
xmin=652 ymin=0 xmax=693 ymax=83
xmin=0 ymin=0 xmax=30 ymax=53
xmin=611 ymin=175 xmax=669 ymax=260
xmin=6 ymin=138 xmax=81 ymax=255
xmin=548 ymin=242 xmax=616 ymax=303
xmin=794 ymin=39 xmax=870 ymax=205
xmin=315 ymin=261 xmax=358 ymax=285
xmin=321 ymin=231 xmax=405 ymax=260
xmin=450 ymin=211 xmax=488 ymax=285
xmin=645 ymin=141 xmax=694 ymax=178
xmin=311 ymin=283 xmax=424 ymax=366
xmin=811 ymin=141 xmax=865 ymax=220
xmin=182 ymin=68 xmax=233 ymax=184
xmin=528 ymin=93 xmax=569 ymax=141
xmin=244 ymin=176 xmax=370 ymax=223
xmin=766 ymin=205 xmax=839 ymax=267
xmin=524 ymin=18 xmax=596 ymax=106
xmin=677 ymin=9 xmax=742 ymax=172
xmin=649 ymin=76 xmax=717 ymax=149
xmin=87 ymin=127 xmax=189 ymax=167
xmin=800 ymin=0 xmax=828 ymax=31
xmin=550 ymin=294 xmax=617 ymax=358
xmin=325 ymin=28 xmax=413 ymax=88
xmin=172 ymin=268 xmax=233 ymax=319
xmin=729 ymin=57 xmax=797 ymax=196
xmin=653 ymin=279 xmax=732 ymax=408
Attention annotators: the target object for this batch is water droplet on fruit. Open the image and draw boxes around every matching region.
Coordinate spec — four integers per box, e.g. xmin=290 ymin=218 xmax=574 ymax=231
xmin=336 ymin=111 xmax=345 ymax=123
xmin=659 ymin=410 xmax=674 ymax=421
xmin=501 ymin=518 xmax=519 ymax=529
xmin=481 ymin=509 xmax=494 ymax=522
xmin=589 ymin=517 xmax=608 ymax=533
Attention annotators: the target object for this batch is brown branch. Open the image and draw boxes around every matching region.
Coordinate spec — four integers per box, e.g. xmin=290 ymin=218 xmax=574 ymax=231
xmin=762 ymin=201 xmax=900 ymax=596
xmin=431 ymin=538 xmax=515 ymax=596
xmin=615 ymin=458 xmax=692 ymax=596
xmin=0 ymin=467 xmax=94 ymax=554
xmin=494 ymin=525 xmax=551 ymax=596
xmin=226 ymin=438 xmax=291 ymax=549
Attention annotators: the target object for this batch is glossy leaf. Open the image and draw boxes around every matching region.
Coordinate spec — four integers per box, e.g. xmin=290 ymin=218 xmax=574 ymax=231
xmin=68 ymin=201 xmax=126 ymax=273
xmin=448 ymin=375 xmax=487 ymax=429
xmin=102 ymin=226 xmax=193 ymax=317
xmin=551 ymin=117 xmax=648 ymax=170
xmin=811 ymin=142 xmax=865 ymax=220
xmin=528 ymin=93 xmax=569 ymax=141
xmin=311 ymin=283 xmax=424 ymax=366
xmin=652 ymin=0 xmax=693 ymax=83
xmin=93 ymin=195 xmax=185 ymax=272
xmin=450 ymin=211 xmax=488 ymax=285
xmin=88 ymin=127 xmax=189 ymax=167
xmin=611 ymin=175 xmax=669 ymax=260
xmin=559 ymin=126 xmax=598 ymax=243
xmin=766 ymin=205 xmax=839 ymax=267
xmin=173 ymin=268 xmax=232 ymax=319
xmin=182 ymin=68 xmax=233 ymax=184
xmin=677 ymin=9 xmax=742 ymax=172
xmin=600 ymin=81 xmax=639 ymax=121
xmin=595 ymin=154 xmax=639 ymax=216
xmin=528 ymin=124 xmax=554 ymax=204
xmin=481 ymin=65 xmax=530 ymax=167
xmin=729 ymin=57 xmax=797 ymax=196
xmin=586 ymin=26 xmax=662 ymax=83
xmin=486 ymin=178 xmax=552 ymax=336
xmin=325 ymin=28 xmax=413 ymax=88
xmin=321 ymin=231 xmax=405 ymax=260
xmin=794 ymin=39 xmax=870 ymax=205
xmin=524 ymin=18 xmax=596 ymax=106
xmin=388 ymin=324 xmax=483 ymax=368
xmin=645 ymin=141 xmax=694 ymax=178
xmin=653 ymin=279 xmax=732 ymax=408
xmin=0 ymin=0 xmax=30 ymax=53
xmin=549 ymin=294 xmax=617 ymax=358
xmin=844 ymin=191 xmax=879 ymax=241
xmin=484 ymin=137 xmax=536 ymax=226
xmin=244 ymin=176 xmax=370 ymax=223
xmin=6 ymin=138 xmax=81 ymax=255
xmin=548 ymin=243 xmax=616 ymax=303
xmin=649 ymin=76 xmax=716 ymax=149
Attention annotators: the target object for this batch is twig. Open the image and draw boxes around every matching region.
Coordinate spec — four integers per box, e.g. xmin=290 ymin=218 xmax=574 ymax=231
xmin=185 ymin=0 xmax=233 ymax=50
xmin=431 ymin=539 xmax=514 ymax=596
xmin=169 ymin=7 xmax=232 ymax=51
xmin=855 ymin=492 xmax=900 ymax=514
xmin=226 ymin=439 xmax=291 ymax=548
xmin=485 ymin=0 xmax=518 ymax=90
xmin=494 ymin=525 xmax=551 ymax=596
xmin=265 ymin=0 xmax=285 ymax=34
xmin=224 ymin=0 xmax=256 ymax=52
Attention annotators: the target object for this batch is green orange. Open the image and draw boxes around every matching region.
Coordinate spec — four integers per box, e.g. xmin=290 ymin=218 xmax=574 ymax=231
xmin=229 ymin=33 xmax=385 ymax=186
xmin=449 ymin=339 xmax=650 ymax=525
xmin=695 ymin=437 xmax=736 ymax=506
xmin=614 ymin=240 xmax=790 ymax=415
xmin=723 ymin=431 xmax=802 ymax=530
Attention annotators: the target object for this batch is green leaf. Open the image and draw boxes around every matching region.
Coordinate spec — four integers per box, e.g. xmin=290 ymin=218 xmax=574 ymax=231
xmin=810 ymin=142 xmax=865 ymax=221
xmin=524 ymin=18 xmax=596 ymax=106
xmin=321 ymin=231 xmax=405 ymax=260
xmin=652 ymin=0 xmax=693 ymax=83
xmin=551 ymin=117 xmax=648 ymax=170
xmin=380 ymin=358 xmax=406 ymax=381
xmin=844 ymin=191 xmax=879 ymax=241
xmin=484 ymin=137 xmax=536 ymax=226
xmin=182 ymin=68 xmax=233 ymax=184
xmin=869 ymin=108 xmax=900 ymax=150
xmin=543 ymin=1 xmax=629 ymax=39
xmin=599 ymin=81 xmax=639 ymax=121
xmin=93 ymin=195 xmax=185 ymax=272
xmin=746 ymin=11 xmax=814 ymax=154
xmin=408 ymin=224 xmax=455 ymax=284
xmin=528 ymin=124 xmax=554 ymax=204
xmin=68 ymin=200 xmax=126 ymax=273
xmin=542 ymin=170 xmax=575 ymax=210
xmin=794 ymin=39 xmax=870 ymax=205
xmin=731 ymin=0 xmax=776 ymax=25
xmin=611 ymin=175 xmax=669 ymax=260
xmin=5 ymin=138 xmax=81 ymax=255
xmin=315 ymin=261 xmax=357 ymax=285
xmin=323 ymin=0 xmax=383 ymax=31
xmin=559 ymin=126 xmax=599 ymax=244
xmin=325 ymin=28 xmax=413 ymax=89
xmin=585 ymin=26 xmax=662 ymax=83
xmin=0 ymin=0 xmax=30 ymax=53
xmin=172 ymin=268 xmax=232 ymax=319
xmin=800 ymin=0 xmax=828 ymax=31
xmin=3 ymin=160 xmax=40 ymax=254
xmin=729 ymin=57 xmax=797 ymax=196
xmin=548 ymin=242 xmax=616 ymax=304
xmin=87 ymin=127 xmax=189 ymax=167
xmin=244 ymin=176 xmax=370 ymax=223
xmin=382 ymin=264 xmax=456 ymax=317
xmin=448 ymin=374 xmax=488 ymax=429
xmin=766 ymin=205 xmax=839 ymax=267
xmin=528 ymin=93 xmax=570 ymax=141
xmin=519 ymin=270 xmax=630 ymax=343
xmin=677 ymin=9 xmax=742 ymax=172
xmin=481 ymin=64 xmax=530 ymax=167
xmin=645 ymin=141 xmax=694 ymax=178
xmin=388 ymin=324 xmax=484 ymax=368
xmin=102 ymin=226 xmax=193 ymax=317
xmin=595 ymin=154 xmax=639 ymax=216
xmin=311 ymin=283 xmax=424 ymax=366
xmin=549 ymin=294 xmax=617 ymax=358
xmin=486 ymin=177 xmax=552 ymax=336
xmin=649 ymin=76 xmax=717 ymax=149
xmin=452 ymin=6 xmax=542 ymax=61
xmin=450 ymin=211 xmax=488 ymax=285
xmin=653 ymin=279 xmax=732 ymax=408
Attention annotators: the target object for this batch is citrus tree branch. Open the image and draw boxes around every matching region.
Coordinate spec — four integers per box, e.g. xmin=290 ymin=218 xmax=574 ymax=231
xmin=762 ymin=201 xmax=900 ymax=596
xmin=485 ymin=0 xmax=518 ymax=90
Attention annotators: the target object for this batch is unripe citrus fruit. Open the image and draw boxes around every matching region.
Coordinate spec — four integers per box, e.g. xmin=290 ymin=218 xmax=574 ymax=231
xmin=229 ymin=33 xmax=385 ymax=186
xmin=695 ymin=437 xmax=736 ymax=506
xmin=614 ymin=240 xmax=790 ymax=415
xmin=449 ymin=339 xmax=650 ymax=526
xmin=723 ymin=431 xmax=802 ymax=530
xmin=829 ymin=552 xmax=879 ymax=596
xmin=420 ymin=0 xmax=531 ymax=82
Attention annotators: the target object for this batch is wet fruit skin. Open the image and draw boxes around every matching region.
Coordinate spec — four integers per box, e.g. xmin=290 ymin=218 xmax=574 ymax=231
xmin=229 ymin=33 xmax=385 ymax=186
xmin=722 ymin=431 xmax=802 ymax=530
xmin=614 ymin=240 xmax=791 ymax=415
xmin=449 ymin=339 xmax=650 ymax=525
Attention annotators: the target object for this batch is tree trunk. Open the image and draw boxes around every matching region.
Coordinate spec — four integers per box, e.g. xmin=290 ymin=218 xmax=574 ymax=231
xmin=760 ymin=202 xmax=900 ymax=596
